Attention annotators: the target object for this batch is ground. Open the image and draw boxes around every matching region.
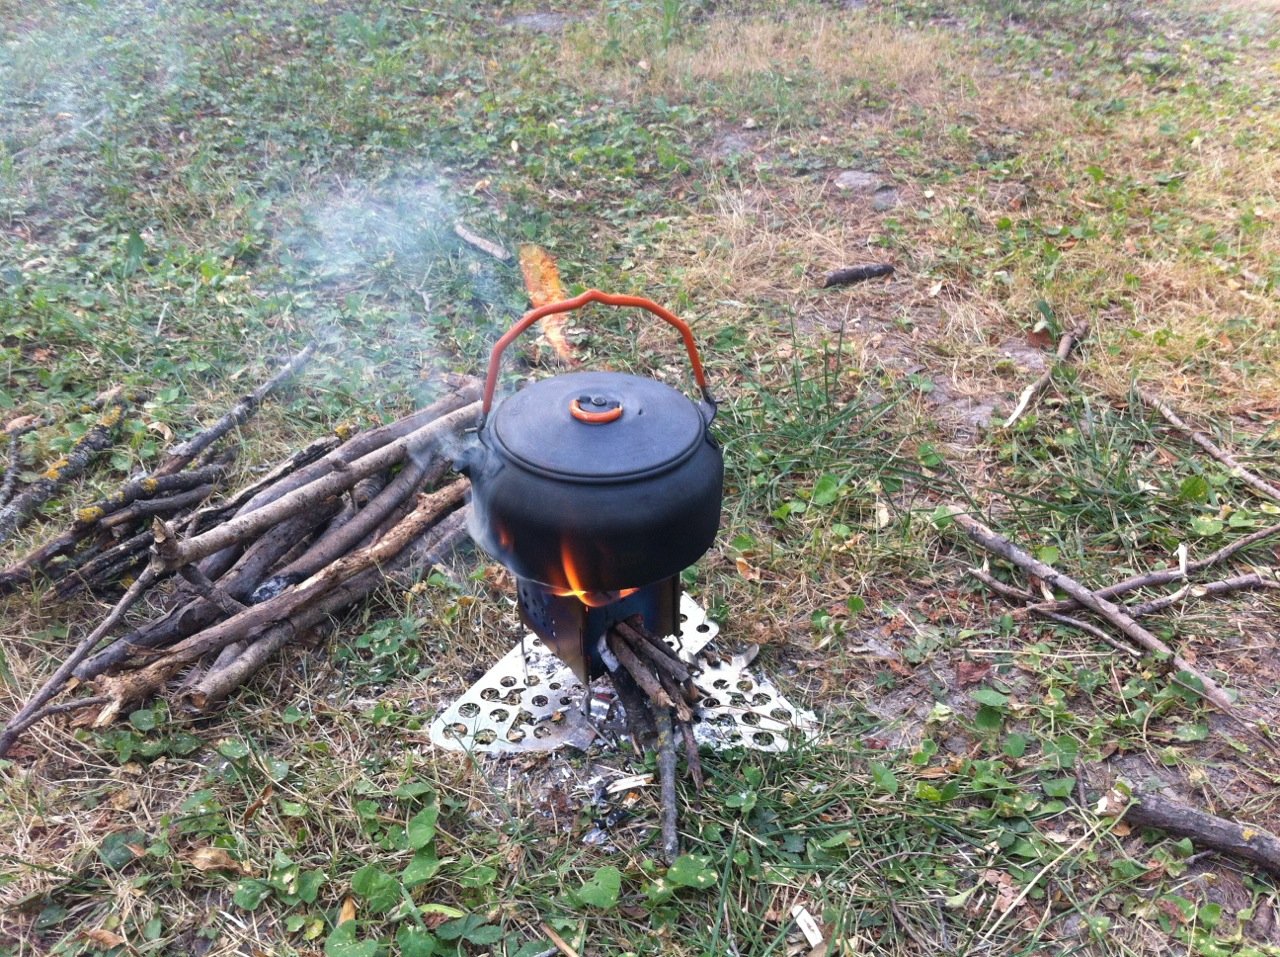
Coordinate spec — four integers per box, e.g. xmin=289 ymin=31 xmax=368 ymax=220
xmin=2 ymin=0 xmax=1280 ymax=954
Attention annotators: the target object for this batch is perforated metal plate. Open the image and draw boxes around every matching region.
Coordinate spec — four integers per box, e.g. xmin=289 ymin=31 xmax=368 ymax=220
xmin=429 ymin=594 xmax=817 ymax=754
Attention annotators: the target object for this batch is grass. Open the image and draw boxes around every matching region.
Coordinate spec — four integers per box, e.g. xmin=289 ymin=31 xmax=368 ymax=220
xmin=3 ymin=0 xmax=1280 ymax=954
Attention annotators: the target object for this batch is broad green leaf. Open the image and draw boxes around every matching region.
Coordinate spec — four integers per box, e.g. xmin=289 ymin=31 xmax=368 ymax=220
xmin=129 ymin=709 xmax=157 ymax=731
xmin=406 ymin=805 xmax=439 ymax=849
xmin=574 ymin=866 xmax=621 ymax=909
xmin=811 ymin=474 xmax=841 ymax=507
xmin=402 ymin=848 xmax=442 ymax=887
xmin=870 ymin=762 xmax=898 ymax=795
xmin=232 ymin=879 xmax=273 ymax=911
xmin=1189 ymin=516 xmax=1223 ymax=536
xmin=324 ymin=922 xmax=378 ymax=957
xmin=98 ymin=830 xmax=147 ymax=870
xmin=217 ymin=739 xmax=251 ymax=761
xmin=971 ymin=688 xmax=1009 ymax=709
xmin=1178 ymin=475 xmax=1209 ymax=503
xmin=666 ymin=854 xmax=716 ymax=889
xmin=396 ymin=927 xmax=438 ymax=957
xmin=350 ymin=865 xmax=400 ymax=915
xmin=1042 ymin=776 xmax=1076 ymax=798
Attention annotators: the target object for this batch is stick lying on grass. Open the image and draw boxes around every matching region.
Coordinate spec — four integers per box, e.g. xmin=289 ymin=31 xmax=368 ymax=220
xmin=943 ymin=506 xmax=1234 ymax=711
xmin=1002 ymin=322 xmax=1089 ymax=429
xmin=0 ymin=375 xmax=482 ymax=757
xmin=1137 ymin=389 xmax=1280 ymax=503
xmin=1108 ymin=789 xmax=1280 ymax=878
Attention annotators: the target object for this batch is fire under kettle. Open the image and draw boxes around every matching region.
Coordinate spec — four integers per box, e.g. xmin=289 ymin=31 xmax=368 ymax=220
xmin=457 ymin=290 xmax=724 ymax=656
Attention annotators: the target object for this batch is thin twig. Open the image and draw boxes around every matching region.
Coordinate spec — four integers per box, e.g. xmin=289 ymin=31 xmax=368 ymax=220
xmin=0 ymin=565 xmax=163 ymax=756
xmin=945 ymin=506 xmax=1233 ymax=710
xmin=1024 ymin=521 xmax=1280 ymax=616
xmin=154 ymin=345 xmax=315 ymax=476
xmin=1003 ymin=322 xmax=1089 ymax=429
xmin=0 ymin=430 xmax=20 ymax=508
xmin=454 ymin=222 xmax=511 ymax=261
xmin=1137 ymin=388 xmax=1280 ymax=502
xmin=655 ymin=709 xmax=680 ymax=864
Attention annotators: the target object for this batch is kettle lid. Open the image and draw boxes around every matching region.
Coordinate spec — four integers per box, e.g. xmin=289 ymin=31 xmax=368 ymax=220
xmin=490 ymin=371 xmax=705 ymax=483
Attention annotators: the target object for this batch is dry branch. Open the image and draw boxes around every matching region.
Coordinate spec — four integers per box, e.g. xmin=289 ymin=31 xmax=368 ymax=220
xmin=454 ymin=222 xmax=511 ymax=261
xmin=153 ymin=402 xmax=479 ymax=572
xmin=1023 ymin=521 xmax=1280 ymax=617
xmin=91 ymin=479 xmax=469 ymax=722
xmin=153 ymin=345 xmax=315 ymax=476
xmin=0 ymin=565 xmax=163 ymax=756
xmin=0 ymin=397 xmax=129 ymax=546
xmin=1003 ymin=322 xmax=1089 ymax=429
xmin=188 ymin=508 xmax=470 ymax=709
xmin=1137 ymin=389 xmax=1280 ymax=503
xmin=1121 ymin=792 xmax=1280 ymax=877
xmin=0 ymin=429 xmax=21 ymax=508
xmin=654 ymin=710 xmax=681 ymax=863
xmin=820 ymin=263 xmax=894 ymax=288
xmin=945 ymin=506 xmax=1233 ymax=710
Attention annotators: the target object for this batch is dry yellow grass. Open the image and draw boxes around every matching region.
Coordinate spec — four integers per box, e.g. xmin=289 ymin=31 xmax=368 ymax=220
xmin=559 ymin=12 xmax=956 ymax=108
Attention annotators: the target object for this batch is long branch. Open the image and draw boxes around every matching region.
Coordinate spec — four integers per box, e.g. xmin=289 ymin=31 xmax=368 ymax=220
xmin=153 ymin=345 xmax=315 ymax=476
xmin=1137 ymin=389 xmax=1280 ymax=503
xmin=945 ymin=507 xmax=1233 ymax=710
xmin=153 ymin=402 xmax=478 ymax=572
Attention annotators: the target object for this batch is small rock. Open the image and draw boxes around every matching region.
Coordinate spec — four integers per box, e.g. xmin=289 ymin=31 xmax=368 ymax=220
xmin=508 ymin=12 xmax=574 ymax=33
xmin=834 ymin=170 xmax=881 ymax=192
xmin=712 ymin=132 xmax=754 ymax=161
xmin=872 ymin=186 xmax=901 ymax=211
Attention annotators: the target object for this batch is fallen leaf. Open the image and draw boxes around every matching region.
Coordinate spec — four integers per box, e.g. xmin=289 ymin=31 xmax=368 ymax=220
xmin=338 ymin=896 xmax=356 ymax=925
xmin=185 ymin=847 xmax=247 ymax=874
xmin=518 ymin=244 xmax=577 ymax=366
xmin=735 ymin=557 xmax=761 ymax=581
xmin=4 ymin=414 xmax=39 ymax=434
xmin=1026 ymin=328 xmax=1054 ymax=350
xmin=981 ymin=869 xmax=1019 ymax=913
xmin=243 ymin=784 xmax=274 ymax=823
xmin=82 ymin=929 xmax=126 ymax=949
xmin=954 ymin=659 xmax=991 ymax=688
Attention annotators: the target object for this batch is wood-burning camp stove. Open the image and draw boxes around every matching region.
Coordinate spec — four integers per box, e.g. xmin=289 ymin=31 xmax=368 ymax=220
xmin=457 ymin=290 xmax=723 ymax=684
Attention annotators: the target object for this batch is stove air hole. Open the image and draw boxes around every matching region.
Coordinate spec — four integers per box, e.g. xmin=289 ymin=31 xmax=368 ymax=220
xmin=506 ymin=728 xmax=526 ymax=743
xmin=500 ymin=676 xmax=517 ymax=688
xmin=458 ymin=702 xmax=480 ymax=718
xmin=753 ymin=731 xmax=776 ymax=747
xmin=752 ymin=692 xmax=771 ymax=707
xmin=737 ymin=679 xmax=753 ymax=692
xmin=679 ymin=613 xmax=688 ymax=622
xmin=702 ymin=697 xmax=720 ymax=708
xmin=449 ymin=723 xmax=466 ymax=737
xmin=480 ymin=688 xmax=499 ymax=701
xmin=526 ymin=675 xmax=541 ymax=686
xmin=489 ymin=708 xmax=510 ymax=722
xmin=549 ymin=682 xmax=562 ymax=690
xmin=531 ymin=695 xmax=548 ymax=707
xmin=559 ymin=696 xmax=573 ymax=707
xmin=729 ymin=693 xmax=747 ymax=707
xmin=711 ymin=713 xmax=735 ymax=728
xmin=474 ymin=730 xmax=497 ymax=745
xmin=503 ymin=691 xmax=521 ymax=705
xmin=696 ymin=623 xmax=711 ymax=633
xmin=771 ymin=708 xmax=794 ymax=722
xmin=741 ymin=712 xmax=761 ymax=727
xmin=533 ymin=726 xmax=552 ymax=739
xmin=712 ymin=679 xmax=729 ymax=691
xmin=516 ymin=710 xmax=535 ymax=725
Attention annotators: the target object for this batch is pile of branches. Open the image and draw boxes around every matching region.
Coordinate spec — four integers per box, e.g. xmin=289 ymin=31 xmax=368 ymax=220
xmin=0 ymin=359 xmax=481 ymax=757
xmin=604 ymin=617 xmax=704 ymax=863
xmin=0 ymin=348 xmax=316 ymax=594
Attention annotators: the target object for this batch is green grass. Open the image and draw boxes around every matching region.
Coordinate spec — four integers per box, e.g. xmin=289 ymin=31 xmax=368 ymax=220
xmin=3 ymin=0 xmax=1280 ymax=954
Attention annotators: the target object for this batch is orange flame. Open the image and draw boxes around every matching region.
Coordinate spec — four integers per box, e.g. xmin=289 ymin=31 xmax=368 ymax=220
xmin=518 ymin=244 xmax=578 ymax=366
xmin=551 ymin=539 xmax=637 ymax=608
